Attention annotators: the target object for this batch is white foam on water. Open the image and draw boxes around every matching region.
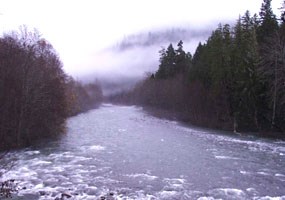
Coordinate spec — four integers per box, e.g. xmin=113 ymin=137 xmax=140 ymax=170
xmin=116 ymin=191 xmax=156 ymax=200
xmin=118 ymin=129 xmax=127 ymax=132
xmin=197 ymin=197 xmax=216 ymax=200
xmin=30 ymin=159 xmax=52 ymax=166
xmin=220 ymin=188 xmax=245 ymax=195
xmin=89 ymin=145 xmax=105 ymax=151
xmin=161 ymin=178 xmax=188 ymax=194
xmin=275 ymin=174 xmax=285 ymax=177
xmin=240 ymin=170 xmax=249 ymax=175
xmin=215 ymin=155 xmax=239 ymax=160
xmin=126 ymin=173 xmax=158 ymax=181
xmin=188 ymin=131 xmax=285 ymax=156
xmin=255 ymin=196 xmax=285 ymax=200
xmin=34 ymin=183 xmax=44 ymax=190
xmin=257 ymin=171 xmax=271 ymax=176
xmin=168 ymin=183 xmax=184 ymax=190
xmin=50 ymin=166 xmax=65 ymax=173
xmin=164 ymin=178 xmax=186 ymax=184
xmin=208 ymin=188 xmax=246 ymax=200
xmin=274 ymin=141 xmax=285 ymax=145
xmin=49 ymin=151 xmax=73 ymax=159
xmin=24 ymin=150 xmax=40 ymax=155
xmin=246 ymin=188 xmax=257 ymax=192
xmin=158 ymin=190 xmax=178 ymax=199
xmin=1 ymin=166 xmax=37 ymax=181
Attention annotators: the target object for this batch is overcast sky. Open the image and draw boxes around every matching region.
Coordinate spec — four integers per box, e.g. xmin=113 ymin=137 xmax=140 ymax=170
xmin=0 ymin=0 xmax=282 ymax=78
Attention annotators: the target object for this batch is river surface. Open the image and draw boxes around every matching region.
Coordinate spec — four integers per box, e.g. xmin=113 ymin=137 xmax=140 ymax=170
xmin=1 ymin=104 xmax=285 ymax=200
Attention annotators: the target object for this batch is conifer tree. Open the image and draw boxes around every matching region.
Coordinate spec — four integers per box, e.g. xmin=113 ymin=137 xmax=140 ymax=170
xmin=155 ymin=42 xmax=189 ymax=79
xmin=175 ymin=40 xmax=191 ymax=74
xmin=257 ymin=0 xmax=279 ymax=43
xmin=189 ymin=42 xmax=210 ymax=85
xmin=240 ymin=11 xmax=261 ymax=129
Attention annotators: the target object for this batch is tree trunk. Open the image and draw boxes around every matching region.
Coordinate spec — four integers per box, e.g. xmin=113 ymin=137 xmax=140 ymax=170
xmin=16 ymin=106 xmax=24 ymax=147
xmin=254 ymin=106 xmax=260 ymax=130
xmin=234 ymin=115 xmax=238 ymax=133
xmin=271 ymin=47 xmax=278 ymax=129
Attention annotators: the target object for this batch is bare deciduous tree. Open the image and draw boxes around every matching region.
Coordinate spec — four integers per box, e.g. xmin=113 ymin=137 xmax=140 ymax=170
xmin=259 ymin=31 xmax=285 ymax=129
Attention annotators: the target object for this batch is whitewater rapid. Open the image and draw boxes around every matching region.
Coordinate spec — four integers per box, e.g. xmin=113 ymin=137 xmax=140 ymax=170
xmin=0 ymin=104 xmax=284 ymax=199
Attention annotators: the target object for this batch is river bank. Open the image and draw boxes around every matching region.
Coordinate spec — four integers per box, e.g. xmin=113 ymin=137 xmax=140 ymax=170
xmin=140 ymin=104 xmax=285 ymax=140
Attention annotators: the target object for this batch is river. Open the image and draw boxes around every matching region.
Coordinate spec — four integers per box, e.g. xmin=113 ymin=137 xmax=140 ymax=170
xmin=0 ymin=104 xmax=285 ymax=200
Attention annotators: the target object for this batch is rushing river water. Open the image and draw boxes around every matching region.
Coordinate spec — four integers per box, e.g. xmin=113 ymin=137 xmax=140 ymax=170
xmin=1 ymin=104 xmax=285 ymax=200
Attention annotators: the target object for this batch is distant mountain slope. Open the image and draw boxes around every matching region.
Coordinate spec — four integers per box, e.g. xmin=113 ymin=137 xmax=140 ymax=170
xmin=114 ymin=27 xmax=211 ymax=51
xmin=85 ymin=27 xmax=212 ymax=95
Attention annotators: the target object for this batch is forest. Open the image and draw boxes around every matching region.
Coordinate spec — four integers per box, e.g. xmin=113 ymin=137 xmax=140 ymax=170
xmin=0 ymin=28 xmax=103 ymax=151
xmin=109 ymin=0 xmax=285 ymax=134
xmin=0 ymin=0 xmax=284 ymax=151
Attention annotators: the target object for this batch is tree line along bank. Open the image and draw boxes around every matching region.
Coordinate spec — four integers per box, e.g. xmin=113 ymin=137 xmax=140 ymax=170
xmin=0 ymin=28 xmax=103 ymax=151
xmin=109 ymin=0 xmax=285 ymax=135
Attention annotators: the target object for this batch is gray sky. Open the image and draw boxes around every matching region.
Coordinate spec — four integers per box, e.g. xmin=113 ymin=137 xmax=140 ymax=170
xmin=0 ymin=0 xmax=282 ymax=78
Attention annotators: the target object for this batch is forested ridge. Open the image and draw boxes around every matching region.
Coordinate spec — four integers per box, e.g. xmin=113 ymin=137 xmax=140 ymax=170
xmin=0 ymin=28 xmax=103 ymax=151
xmin=110 ymin=0 xmax=285 ymax=134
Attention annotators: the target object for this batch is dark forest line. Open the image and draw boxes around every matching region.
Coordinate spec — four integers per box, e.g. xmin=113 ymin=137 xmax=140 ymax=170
xmin=0 ymin=27 xmax=103 ymax=151
xmin=109 ymin=0 xmax=285 ymax=136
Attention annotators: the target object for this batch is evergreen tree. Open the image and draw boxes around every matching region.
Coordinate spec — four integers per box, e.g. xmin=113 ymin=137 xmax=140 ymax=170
xmin=155 ymin=44 xmax=176 ymax=79
xmin=155 ymin=41 xmax=191 ymax=79
xmin=175 ymin=40 xmax=192 ymax=74
xmin=114 ymin=0 xmax=285 ymax=134
xmin=257 ymin=0 xmax=279 ymax=43
xmin=207 ymin=24 xmax=232 ymax=90
xmin=229 ymin=17 xmax=244 ymax=130
xmin=190 ymin=42 xmax=211 ymax=86
xmin=240 ymin=11 xmax=261 ymax=129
